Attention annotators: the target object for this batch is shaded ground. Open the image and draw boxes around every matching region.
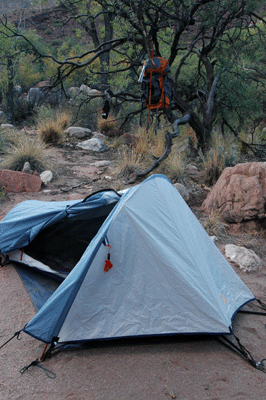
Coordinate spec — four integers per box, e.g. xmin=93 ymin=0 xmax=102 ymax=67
xmin=1 ymin=144 xmax=266 ymax=400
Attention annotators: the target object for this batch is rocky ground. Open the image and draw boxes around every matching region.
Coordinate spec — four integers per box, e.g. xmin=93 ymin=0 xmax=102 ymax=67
xmin=0 ymin=141 xmax=266 ymax=400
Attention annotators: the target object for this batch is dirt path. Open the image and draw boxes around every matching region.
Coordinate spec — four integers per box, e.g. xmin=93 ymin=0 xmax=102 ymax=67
xmin=0 ymin=145 xmax=123 ymax=219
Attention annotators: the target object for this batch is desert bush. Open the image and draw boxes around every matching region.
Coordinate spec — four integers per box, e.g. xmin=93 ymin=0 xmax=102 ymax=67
xmin=69 ymin=96 xmax=102 ymax=131
xmin=1 ymin=136 xmax=48 ymax=172
xmin=116 ymin=126 xmax=153 ymax=178
xmin=116 ymin=125 xmax=178 ymax=179
xmin=200 ymin=131 xmax=239 ymax=186
xmin=98 ymin=112 xmax=122 ymax=137
xmin=35 ymin=105 xmax=71 ymax=144
xmin=117 ymin=146 xmax=148 ymax=178
xmin=158 ymin=144 xmax=190 ymax=184
xmin=38 ymin=121 xmax=65 ymax=144
xmin=235 ymin=231 xmax=261 ymax=249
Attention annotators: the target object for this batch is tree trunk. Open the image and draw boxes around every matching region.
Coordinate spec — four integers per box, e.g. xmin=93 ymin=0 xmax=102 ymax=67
xmin=6 ymin=56 xmax=14 ymax=123
xmin=100 ymin=11 xmax=113 ymax=90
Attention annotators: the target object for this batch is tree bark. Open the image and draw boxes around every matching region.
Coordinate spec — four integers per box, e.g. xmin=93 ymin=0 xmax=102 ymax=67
xmin=6 ymin=56 xmax=14 ymax=123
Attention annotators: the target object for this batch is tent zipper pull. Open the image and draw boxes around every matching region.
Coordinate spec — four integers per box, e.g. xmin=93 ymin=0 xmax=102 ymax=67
xmin=104 ymin=244 xmax=113 ymax=272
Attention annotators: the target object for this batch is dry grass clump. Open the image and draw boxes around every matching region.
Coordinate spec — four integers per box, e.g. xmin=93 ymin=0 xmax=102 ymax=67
xmin=116 ymin=126 xmax=166 ymax=178
xmin=55 ymin=111 xmax=71 ymax=130
xmin=38 ymin=120 xmax=66 ymax=144
xmin=135 ymin=126 xmax=165 ymax=157
xmin=204 ymin=210 xmax=229 ymax=239
xmin=200 ymin=130 xmax=239 ymax=186
xmin=235 ymin=232 xmax=261 ymax=249
xmin=116 ymin=125 xmax=192 ymax=181
xmin=1 ymin=136 xmax=48 ymax=172
xmin=117 ymin=146 xmax=147 ymax=178
xmin=158 ymin=144 xmax=190 ymax=183
xmin=35 ymin=105 xmax=71 ymax=144
xmin=0 ymin=127 xmax=24 ymax=148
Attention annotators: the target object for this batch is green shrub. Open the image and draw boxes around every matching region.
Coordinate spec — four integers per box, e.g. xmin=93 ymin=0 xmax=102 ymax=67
xmin=44 ymin=28 xmax=52 ymax=35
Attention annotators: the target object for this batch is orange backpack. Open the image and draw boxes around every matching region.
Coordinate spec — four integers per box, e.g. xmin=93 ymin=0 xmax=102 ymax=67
xmin=141 ymin=57 xmax=172 ymax=112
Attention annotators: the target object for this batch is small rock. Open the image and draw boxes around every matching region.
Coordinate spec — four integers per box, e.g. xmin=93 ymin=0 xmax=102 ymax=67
xmin=225 ymin=244 xmax=262 ymax=272
xmin=40 ymin=170 xmax=53 ymax=184
xmin=22 ymin=161 xmax=33 ymax=174
xmin=1 ymin=123 xmax=13 ymax=129
xmin=93 ymin=133 xmax=107 ymax=141
xmin=173 ymin=183 xmax=190 ymax=202
xmin=177 ymin=138 xmax=198 ymax=157
xmin=77 ymin=138 xmax=108 ymax=152
xmin=104 ymin=176 xmax=112 ymax=181
xmin=187 ymin=164 xmax=198 ymax=171
xmin=92 ymin=160 xmax=111 ymax=168
xmin=68 ymin=86 xmax=80 ymax=97
xmin=210 ymin=236 xmax=218 ymax=242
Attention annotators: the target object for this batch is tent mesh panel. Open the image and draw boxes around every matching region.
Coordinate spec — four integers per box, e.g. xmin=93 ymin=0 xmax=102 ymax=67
xmin=24 ymin=202 xmax=117 ymax=273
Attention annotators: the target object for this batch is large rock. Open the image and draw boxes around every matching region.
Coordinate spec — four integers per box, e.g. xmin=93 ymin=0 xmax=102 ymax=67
xmin=26 ymin=87 xmax=45 ymax=109
xmin=27 ymin=85 xmax=64 ymax=110
xmin=93 ymin=133 xmax=107 ymax=142
xmin=77 ymin=138 xmax=108 ymax=152
xmin=0 ymin=169 xmax=42 ymax=192
xmin=225 ymin=244 xmax=262 ymax=272
xmin=65 ymin=126 xmax=93 ymax=139
xmin=202 ymin=162 xmax=266 ymax=223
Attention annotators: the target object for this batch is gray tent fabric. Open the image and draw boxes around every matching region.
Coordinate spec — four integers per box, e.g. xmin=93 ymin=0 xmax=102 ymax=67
xmin=21 ymin=175 xmax=254 ymax=344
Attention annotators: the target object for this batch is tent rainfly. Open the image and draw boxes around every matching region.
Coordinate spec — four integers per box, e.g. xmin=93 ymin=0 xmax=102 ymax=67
xmin=0 ymin=175 xmax=259 ymax=356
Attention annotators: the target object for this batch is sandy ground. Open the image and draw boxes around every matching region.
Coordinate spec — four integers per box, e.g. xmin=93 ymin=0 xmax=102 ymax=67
xmin=1 ymin=263 xmax=266 ymax=400
xmin=1 ymin=145 xmax=266 ymax=400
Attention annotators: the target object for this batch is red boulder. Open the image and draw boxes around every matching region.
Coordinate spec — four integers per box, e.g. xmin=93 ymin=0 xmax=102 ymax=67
xmin=0 ymin=169 xmax=42 ymax=193
xmin=202 ymin=162 xmax=266 ymax=223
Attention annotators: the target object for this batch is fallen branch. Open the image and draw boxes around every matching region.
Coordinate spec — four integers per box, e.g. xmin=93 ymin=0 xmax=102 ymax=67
xmin=129 ymin=114 xmax=191 ymax=182
xmin=60 ymin=181 xmax=92 ymax=192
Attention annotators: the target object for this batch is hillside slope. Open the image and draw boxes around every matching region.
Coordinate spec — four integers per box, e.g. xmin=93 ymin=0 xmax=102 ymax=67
xmin=0 ymin=0 xmax=57 ymax=15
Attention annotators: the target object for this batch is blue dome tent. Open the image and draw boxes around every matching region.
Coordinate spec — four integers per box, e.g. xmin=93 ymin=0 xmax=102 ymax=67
xmin=1 ymin=175 xmax=265 ymax=371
